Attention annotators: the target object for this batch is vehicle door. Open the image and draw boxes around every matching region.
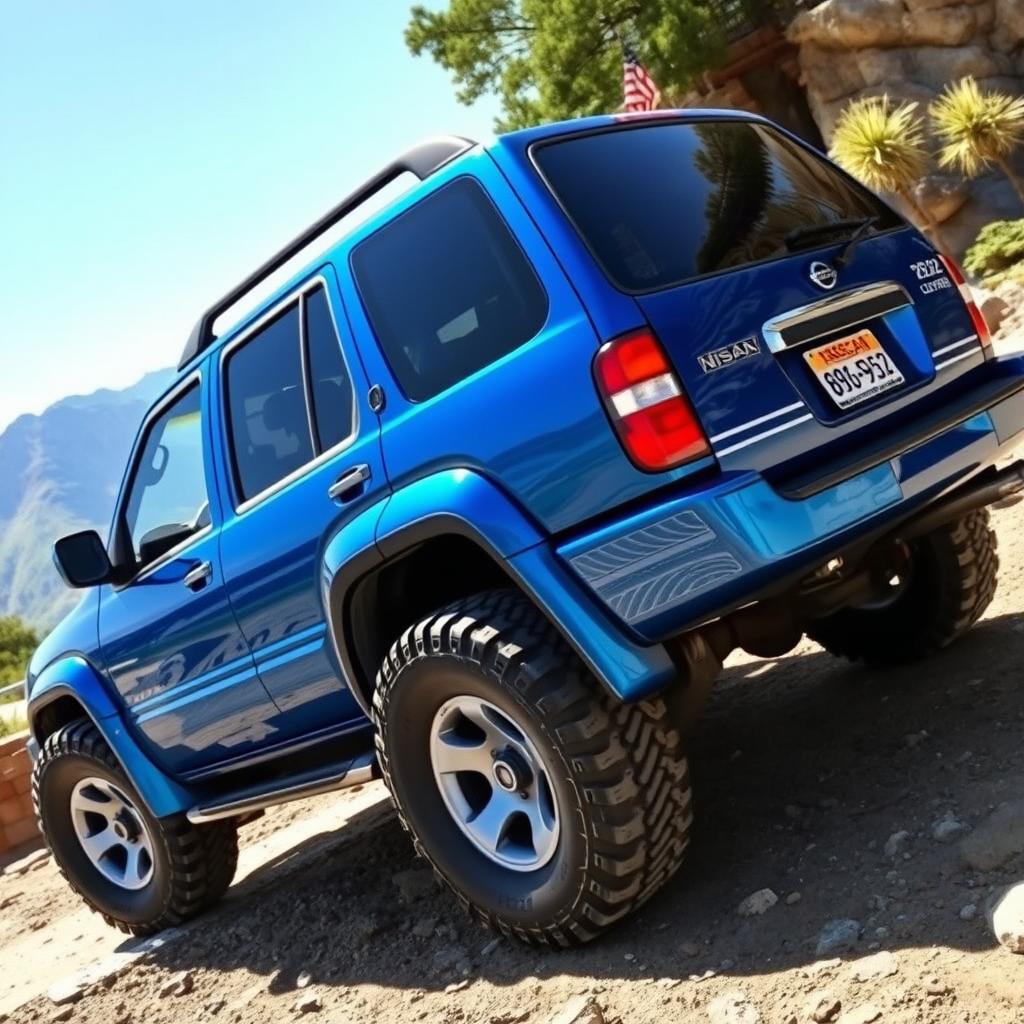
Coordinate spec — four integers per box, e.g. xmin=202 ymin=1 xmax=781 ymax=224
xmin=98 ymin=372 xmax=280 ymax=776
xmin=215 ymin=269 xmax=388 ymax=742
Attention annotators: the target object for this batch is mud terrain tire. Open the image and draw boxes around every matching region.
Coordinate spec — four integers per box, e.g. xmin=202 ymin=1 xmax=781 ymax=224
xmin=33 ymin=719 xmax=238 ymax=935
xmin=809 ymin=509 xmax=998 ymax=666
xmin=372 ymin=589 xmax=692 ymax=946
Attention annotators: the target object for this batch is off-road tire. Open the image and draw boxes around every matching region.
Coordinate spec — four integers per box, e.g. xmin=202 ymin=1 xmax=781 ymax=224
xmin=809 ymin=509 xmax=998 ymax=666
xmin=372 ymin=589 xmax=692 ymax=946
xmin=33 ymin=719 xmax=238 ymax=935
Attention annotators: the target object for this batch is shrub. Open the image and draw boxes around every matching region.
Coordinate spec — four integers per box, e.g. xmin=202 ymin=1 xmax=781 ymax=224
xmin=964 ymin=219 xmax=1024 ymax=282
xmin=931 ymin=78 xmax=1024 ymax=205
xmin=830 ymin=96 xmax=947 ymax=251
xmin=0 ymin=711 xmax=27 ymax=739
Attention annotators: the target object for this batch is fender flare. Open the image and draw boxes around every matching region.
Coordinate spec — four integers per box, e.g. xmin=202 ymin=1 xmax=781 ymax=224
xmin=321 ymin=469 xmax=677 ymax=714
xmin=28 ymin=656 xmax=193 ymax=819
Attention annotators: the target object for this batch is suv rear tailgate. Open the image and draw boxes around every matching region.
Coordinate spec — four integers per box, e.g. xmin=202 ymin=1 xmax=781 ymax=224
xmin=532 ymin=118 xmax=988 ymax=490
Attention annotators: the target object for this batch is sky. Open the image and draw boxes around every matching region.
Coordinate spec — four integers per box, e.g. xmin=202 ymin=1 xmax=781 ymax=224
xmin=0 ymin=1 xmax=499 ymax=432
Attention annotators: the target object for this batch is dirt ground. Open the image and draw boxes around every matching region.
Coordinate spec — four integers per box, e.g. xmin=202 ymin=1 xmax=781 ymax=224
xmin=2 ymin=341 xmax=1024 ymax=1024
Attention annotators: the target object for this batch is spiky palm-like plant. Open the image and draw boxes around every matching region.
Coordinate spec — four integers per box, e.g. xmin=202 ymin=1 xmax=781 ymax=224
xmin=830 ymin=96 xmax=946 ymax=251
xmin=931 ymin=77 xmax=1024 ymax=205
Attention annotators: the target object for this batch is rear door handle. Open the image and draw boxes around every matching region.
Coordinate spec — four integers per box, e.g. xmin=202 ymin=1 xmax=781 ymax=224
xmin=183 ymin=561 xmax=213 ymax=592
xmin=328 ymin=464 xmax=371 ymax=502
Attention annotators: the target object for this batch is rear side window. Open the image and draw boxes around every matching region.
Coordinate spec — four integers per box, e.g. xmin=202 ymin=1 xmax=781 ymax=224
xmin=351 ymin=177 xmax=547 ymax=402
xmin=305 ymin=286 xmax=354 ymax=450
xmin=534 ymin=121 xmax=903 ymax=293
xmin=225 ymin=304 xmax=313 ymax=502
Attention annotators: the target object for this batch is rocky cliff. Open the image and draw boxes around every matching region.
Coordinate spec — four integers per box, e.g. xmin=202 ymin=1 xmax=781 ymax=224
xmin=789 ymin=0 xmax=1024 ymax=253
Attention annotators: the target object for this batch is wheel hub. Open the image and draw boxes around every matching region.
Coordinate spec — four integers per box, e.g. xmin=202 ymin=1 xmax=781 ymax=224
xmin=492 ymin=747 xmax=531 ymax=793
xmin=429 ymin=696 xmax=560 ymax=872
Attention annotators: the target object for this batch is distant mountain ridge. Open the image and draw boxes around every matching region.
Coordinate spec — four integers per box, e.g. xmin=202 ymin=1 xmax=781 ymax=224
xmin=0 ymin=369 xmax=174 ymax=629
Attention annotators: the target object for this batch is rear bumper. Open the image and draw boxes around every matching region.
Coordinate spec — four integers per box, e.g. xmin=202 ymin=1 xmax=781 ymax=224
xmin=559 ymin=355 xmax=1024 ymax=643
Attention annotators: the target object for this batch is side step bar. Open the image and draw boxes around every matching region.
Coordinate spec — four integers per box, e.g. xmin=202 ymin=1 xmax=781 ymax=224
xmin=186 ymin=752 xmax=377 ymax=824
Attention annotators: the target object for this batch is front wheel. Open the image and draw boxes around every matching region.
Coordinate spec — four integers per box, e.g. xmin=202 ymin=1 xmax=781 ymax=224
xmin=809 ymin=509 xmax=998 ymax=666
xmin=372 ymin=590 xmax=693 ymax=946
xmin=33 ymin=720 xmax=238 ymax=935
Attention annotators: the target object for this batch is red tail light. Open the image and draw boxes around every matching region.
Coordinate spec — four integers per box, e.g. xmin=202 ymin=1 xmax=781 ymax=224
xmin=939 ymin=254 xmax=992 ymax=351
xmin=594 ymin=329 xmax=711 ymax=471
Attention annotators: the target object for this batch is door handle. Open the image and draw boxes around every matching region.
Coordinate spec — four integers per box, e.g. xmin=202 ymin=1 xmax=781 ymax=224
xmin=183 ymin=561 xmax=213 ymax=592
xmin=328 ymin=463 xmax=371 ymax=502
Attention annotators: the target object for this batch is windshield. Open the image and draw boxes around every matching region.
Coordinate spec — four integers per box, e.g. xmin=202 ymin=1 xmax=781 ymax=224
xmin=533 ymin=120 xmax=904 ymax=293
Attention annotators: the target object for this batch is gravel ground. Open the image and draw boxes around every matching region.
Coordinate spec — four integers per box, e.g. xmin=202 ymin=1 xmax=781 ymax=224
xmin=1 ymin=326 xmax=1023 ymax=1024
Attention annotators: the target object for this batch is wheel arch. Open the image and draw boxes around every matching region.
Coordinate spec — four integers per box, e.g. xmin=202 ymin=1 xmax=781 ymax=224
xmin=28 ymin=657 xmax=194 ymax=818
xmin=322 ymin=469 xmax=678 ymax=716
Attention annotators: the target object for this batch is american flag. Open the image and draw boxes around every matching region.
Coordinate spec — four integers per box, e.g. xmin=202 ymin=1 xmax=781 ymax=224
xmin=622 ymin=45 xmax=661 ymax=112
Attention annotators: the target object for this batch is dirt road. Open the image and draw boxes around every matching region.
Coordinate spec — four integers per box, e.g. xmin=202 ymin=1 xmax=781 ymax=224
xmin=2 ymin=341 xmax=1024 ymax=1023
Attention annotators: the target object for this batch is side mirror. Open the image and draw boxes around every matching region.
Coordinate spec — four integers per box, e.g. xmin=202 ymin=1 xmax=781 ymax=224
xmin=53 ymin=531 xmax=114 ymax=589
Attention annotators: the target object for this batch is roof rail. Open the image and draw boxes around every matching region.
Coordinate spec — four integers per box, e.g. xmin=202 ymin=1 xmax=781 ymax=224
xmin=177 ymin=135 xmax=476 ymax=369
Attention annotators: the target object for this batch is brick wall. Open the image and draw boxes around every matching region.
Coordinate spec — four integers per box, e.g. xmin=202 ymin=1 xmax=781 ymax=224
xmin=0 ymin=732 xmax=42 ymax=855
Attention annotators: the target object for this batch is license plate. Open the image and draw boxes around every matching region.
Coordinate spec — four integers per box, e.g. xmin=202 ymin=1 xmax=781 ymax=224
xmin=803 ymin=329 xmax=905 ymax=410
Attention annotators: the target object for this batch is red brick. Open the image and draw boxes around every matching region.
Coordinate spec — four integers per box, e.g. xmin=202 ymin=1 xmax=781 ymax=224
xmin=0 ymin=779 xmax=15 ymax=802
xmin=12 ymin=771 xmax=31 ymax=795
xmin=0 ymin=798 xmax=24 ymax=826
xmin=3 ymin=817 xmax=42 ymax=849
xmin=0 ymin=734 xmax=29 ymax=759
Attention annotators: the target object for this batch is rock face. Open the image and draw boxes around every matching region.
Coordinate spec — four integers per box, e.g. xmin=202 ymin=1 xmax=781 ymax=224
xmin=788 ymin=0 xmax=1024 ymax=257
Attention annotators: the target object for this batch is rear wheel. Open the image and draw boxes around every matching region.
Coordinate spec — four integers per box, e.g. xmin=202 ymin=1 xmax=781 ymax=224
xmin=809 ymin=509 xmax=997 ymax=666
xmin=33 ymin=720 xmax=238 ymax=935
xmin=373 ymin=590 xmax=693 ymax=946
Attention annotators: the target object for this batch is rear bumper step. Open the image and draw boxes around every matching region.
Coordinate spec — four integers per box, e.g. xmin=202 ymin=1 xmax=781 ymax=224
xmin=186 ymin=751 xmax=377 ymax=824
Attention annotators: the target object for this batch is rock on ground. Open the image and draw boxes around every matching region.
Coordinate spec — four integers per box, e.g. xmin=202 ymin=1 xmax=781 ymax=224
xmin=546 ymin=996 xmax=605 ymax=1024
xmin=988 ymin=881 xmax=1024 ymax=954
xmin=805 ymin=992 xmax=841 ymax=1023
xmin=736 ymin=888 xmax=778 ymax=917
xmin=816 ymin=919 xmax=861 ymax=956
xmin=844 ymin=1006 xmax=883 ymax=1024
xmin=708 ymin=990 xmax=761 ymax=1024
xmin=851 ymin=950 xmax=899 ymax=982
xmin=960 ymin=799 xmax=1024 ymax=871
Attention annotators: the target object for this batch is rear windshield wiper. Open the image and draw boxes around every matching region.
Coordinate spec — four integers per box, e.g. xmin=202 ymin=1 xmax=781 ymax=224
xmin=784 ymin=216 xmax=879 ymax=267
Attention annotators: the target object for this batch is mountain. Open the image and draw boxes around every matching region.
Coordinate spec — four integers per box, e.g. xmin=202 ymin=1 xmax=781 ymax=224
xmin=0 ymin=369 xmax=174 ymax=629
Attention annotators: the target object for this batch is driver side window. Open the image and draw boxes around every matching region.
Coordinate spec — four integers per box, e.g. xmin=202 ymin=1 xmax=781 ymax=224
xmin=124 ymin=384 xmax=209 ymax=568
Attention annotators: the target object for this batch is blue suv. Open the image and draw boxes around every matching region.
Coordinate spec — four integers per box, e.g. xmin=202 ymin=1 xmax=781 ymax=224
xmin=27 ymin=111 xmax=1024 ymax=945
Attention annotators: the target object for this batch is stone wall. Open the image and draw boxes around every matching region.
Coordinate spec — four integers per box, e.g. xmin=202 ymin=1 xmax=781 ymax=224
xmin=0 ymin=732 xmax=41 ymax=856
xmin=788 ymin=0 xmax=1024 ymax=255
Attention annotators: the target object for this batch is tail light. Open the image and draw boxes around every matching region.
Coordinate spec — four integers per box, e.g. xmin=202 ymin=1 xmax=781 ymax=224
xmin=939 ymin=254 xmax=992 ymax=351
xmin=594 ymin=329 xmax=711 ymax=471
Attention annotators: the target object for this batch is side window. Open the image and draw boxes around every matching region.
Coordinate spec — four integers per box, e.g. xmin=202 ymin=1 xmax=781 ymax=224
xmin=225 ymin=304 xmax=313 ymax=502
xmin=124 ymin=385 xmax=209 ymax=568
xmin=351 ymin=177 xmax=548 ymax=402
xmin=304 ymin=286 xmax=354 ymax=450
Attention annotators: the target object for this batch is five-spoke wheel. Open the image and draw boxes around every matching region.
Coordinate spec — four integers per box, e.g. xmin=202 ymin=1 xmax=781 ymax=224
xmin=430 ymin=695 xmax=559 ymax=871
xmin=69 ymin=777 xmax=155 ymax=890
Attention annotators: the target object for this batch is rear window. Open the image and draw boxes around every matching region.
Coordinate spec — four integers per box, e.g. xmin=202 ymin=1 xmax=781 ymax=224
xmin=351 ymin=177 xmax=547 ymax=402
xmin=533 ymin=120 xmax=903 ymax=293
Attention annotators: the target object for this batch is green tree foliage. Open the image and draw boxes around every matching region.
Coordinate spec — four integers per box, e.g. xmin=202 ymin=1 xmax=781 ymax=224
xmin=964 ymin=219 xmax=1024 ymax=283
xmin=0 ymin=616 xmax=38 ymax=690
xmin=405 ymin=0 xmax=729 ymax=131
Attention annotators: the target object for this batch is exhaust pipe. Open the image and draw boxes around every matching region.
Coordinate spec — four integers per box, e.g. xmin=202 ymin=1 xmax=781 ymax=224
xmin=901 ymin=459 xmax=1024 ymax=540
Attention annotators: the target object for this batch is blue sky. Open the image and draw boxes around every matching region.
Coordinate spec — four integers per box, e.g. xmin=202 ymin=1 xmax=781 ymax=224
xmin=0 ymin=1 xmax=498 ymax=431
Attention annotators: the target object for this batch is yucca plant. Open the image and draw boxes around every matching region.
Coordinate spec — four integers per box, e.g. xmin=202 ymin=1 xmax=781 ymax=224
xmin=932 ymin=78 xmax=1024 ymax=205
xmin=830 ymin=96 xmax=946 ymax=251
